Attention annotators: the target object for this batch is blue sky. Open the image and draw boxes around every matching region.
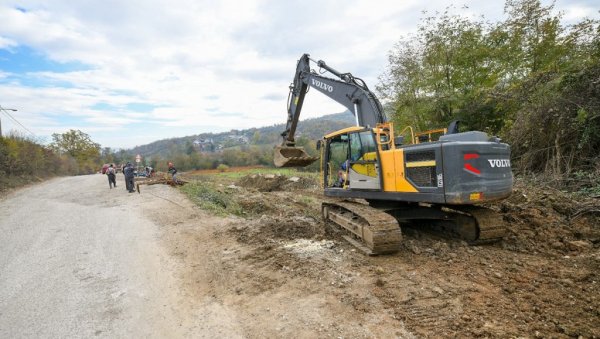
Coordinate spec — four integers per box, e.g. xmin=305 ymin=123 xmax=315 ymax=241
xmin=0 ymin=0 xmax=597 ymax=149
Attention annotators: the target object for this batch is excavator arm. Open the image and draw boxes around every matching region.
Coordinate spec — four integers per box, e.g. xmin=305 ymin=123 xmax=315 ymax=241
xmin=275 ymin=53 xmax=386 ymax=167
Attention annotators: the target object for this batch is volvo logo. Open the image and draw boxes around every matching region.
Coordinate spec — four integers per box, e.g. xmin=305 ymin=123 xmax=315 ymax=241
xmin=488 ymin=159 xmax=511 ymax=168
xmin=312 ymin=79 xmax=333 ymax=92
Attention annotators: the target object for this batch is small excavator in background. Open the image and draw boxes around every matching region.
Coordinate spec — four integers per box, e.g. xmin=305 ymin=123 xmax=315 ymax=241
xmin=274 ymin=53 xmax=513 ymax=255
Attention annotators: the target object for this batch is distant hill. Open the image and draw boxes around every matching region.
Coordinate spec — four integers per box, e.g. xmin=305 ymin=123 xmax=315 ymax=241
xmin=128 ymin=111 xmax=356 ymax=158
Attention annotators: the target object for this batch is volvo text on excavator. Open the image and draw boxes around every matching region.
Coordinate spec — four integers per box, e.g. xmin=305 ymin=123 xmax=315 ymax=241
xmin=275 ymin=53 xmax=513 ymax=255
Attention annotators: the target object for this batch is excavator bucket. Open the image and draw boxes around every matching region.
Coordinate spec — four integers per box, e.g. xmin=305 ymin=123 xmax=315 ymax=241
xmin=273 ymin=146 xmax=318 ymax=168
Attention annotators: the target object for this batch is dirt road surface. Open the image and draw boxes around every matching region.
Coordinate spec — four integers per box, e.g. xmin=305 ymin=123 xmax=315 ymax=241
xmin=1 ymin=173 xmax=598 ymax=338
xmin=0 ymin=175 xmax=248 ymax=338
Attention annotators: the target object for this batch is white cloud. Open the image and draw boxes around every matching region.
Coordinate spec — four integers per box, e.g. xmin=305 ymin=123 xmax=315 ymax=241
xmin=0 ymin=0 xmax=597 ymax=148
xmin=0 ymin=35 xmax=16 ymax=49
xmin=562 ymin=5 xmax=598 ymax=23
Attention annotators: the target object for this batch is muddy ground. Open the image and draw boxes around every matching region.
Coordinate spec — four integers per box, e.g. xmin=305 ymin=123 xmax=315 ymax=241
xmin=167 ymin=172 xmax=599 ymax=338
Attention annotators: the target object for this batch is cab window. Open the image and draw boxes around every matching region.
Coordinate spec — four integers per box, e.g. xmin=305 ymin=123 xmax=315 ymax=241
xmin=349 ymin=131 xmax=376 ymax=161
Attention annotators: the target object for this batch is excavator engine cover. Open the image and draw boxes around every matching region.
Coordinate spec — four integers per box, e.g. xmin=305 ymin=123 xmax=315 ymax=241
xmin=273 ymin=146 xmax=318 ymax=168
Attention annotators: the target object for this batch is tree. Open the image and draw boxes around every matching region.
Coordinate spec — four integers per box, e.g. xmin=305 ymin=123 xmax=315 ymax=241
xmin=185 ymin=140 xmax=195 ymax=155
xmin=380 ymin=0 xmax=600 ymax=181
xmin=502 ymin=0 xmax=563 ymax=74
xmin=379 ymin=8 xmax=501 ymax=132
xmin=50 ymin=130 xmax=101 ymax=174
xmin=251 ymin=130 xmax=261 ymax=144
xmin=101 ymin=147 xmax=114 ymax=164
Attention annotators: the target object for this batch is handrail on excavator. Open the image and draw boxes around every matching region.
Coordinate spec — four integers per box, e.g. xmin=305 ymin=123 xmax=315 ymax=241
xmin=398 ymin=126 xmax=415 ymax=145
xmin=414 ymin=127 xmax=447 ymax=144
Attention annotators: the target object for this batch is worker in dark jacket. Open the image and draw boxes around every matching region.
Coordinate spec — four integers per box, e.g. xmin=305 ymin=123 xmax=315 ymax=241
xmin=124 ymin=162 xmax=135 ymax=193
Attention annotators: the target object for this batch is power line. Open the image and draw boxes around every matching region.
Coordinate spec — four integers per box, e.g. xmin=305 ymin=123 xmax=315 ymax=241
xmin=0 ymin=106 xmax=35 ymax=136
xmin=1 ymin=108 xmax=34 ymax=136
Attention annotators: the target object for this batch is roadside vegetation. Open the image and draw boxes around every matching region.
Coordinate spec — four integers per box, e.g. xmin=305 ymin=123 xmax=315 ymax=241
xmin=378 ymin=0 xmax=599 ymax=192
xmin=0 ymin=133 xmax=61 ymax=191
xmin=0 ymin=129 xmax=104 ymax=192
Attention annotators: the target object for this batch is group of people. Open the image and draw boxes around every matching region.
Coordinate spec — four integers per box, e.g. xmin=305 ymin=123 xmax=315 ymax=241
xmin=104 ymin=162 xmax=178 ymax=192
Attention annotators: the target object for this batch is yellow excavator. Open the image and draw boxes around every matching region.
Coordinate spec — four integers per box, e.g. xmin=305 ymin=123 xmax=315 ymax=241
xmin=275 ymin=54 xmax=513 ymax=255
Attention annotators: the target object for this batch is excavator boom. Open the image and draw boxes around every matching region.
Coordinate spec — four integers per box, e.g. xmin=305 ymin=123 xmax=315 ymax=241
xmin=275 ymin=53 xmax=386 ymax=167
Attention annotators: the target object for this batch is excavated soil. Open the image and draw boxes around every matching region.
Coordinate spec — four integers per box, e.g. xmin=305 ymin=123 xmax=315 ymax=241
xmin=236 ymin=173 xmax=318 ymax=192
xmin=169 ymin=172 xmax=599 ymax=338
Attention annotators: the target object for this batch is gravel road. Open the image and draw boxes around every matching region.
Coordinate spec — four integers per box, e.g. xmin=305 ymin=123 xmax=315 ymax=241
xmin=0 ymin=175 xmax=232 ymax=338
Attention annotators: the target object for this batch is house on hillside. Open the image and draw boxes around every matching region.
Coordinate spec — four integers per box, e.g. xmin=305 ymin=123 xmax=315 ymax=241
xmin=193 ymin=138 xmax=216 ymax=152
xmin=225 ymin=134 xmax=249 ymax=144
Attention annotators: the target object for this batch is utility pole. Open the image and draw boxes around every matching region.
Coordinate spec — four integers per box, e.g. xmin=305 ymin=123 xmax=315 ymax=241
xmin=0 ymin=106 xmax=18 ymax=137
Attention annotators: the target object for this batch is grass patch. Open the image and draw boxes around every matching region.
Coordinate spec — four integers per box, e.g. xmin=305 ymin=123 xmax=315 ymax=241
xmin=214 ymin=167 xmax=310 ymax=180
xmin=185 ymin=166 xmax=319 ymax=182
xmin=180 ymin=181 xmax=243 ymax=216
xmin=299 ymin=195 xmax=316 ymax=205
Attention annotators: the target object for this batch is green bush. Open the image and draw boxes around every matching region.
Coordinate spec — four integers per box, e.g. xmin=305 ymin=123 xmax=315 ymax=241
xmin=0 ymin=134 xmax=78 ymax=191
xmin=216 ymin=164 xmax=229 ymax=172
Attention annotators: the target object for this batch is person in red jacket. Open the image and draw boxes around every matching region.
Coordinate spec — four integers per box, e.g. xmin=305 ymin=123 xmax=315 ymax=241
xmin=168 ymin=162 xmax=178 ymax=184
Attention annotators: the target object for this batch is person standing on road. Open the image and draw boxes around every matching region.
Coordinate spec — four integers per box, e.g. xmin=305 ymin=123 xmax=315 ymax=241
xmin=122 ymin=163 xmax=127 ymax=189
xmin=124 ymin=162 xmax=136 ymax=193
xmin=168 ymin=162 xmax=178 ymax=184
xmin=106 ymin=164 xmax=117 ymax=189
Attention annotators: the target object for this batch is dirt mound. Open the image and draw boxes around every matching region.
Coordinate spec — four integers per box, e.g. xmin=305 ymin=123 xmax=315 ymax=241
xmin=230 ymin=214 xmax=324 ymax=245
xmin=236 ymin=174 xmax=317 ymax=192
xmin=497 ymin=180 xmax=600 ymax=256
xmin=236 ymin=193 xmax=276 ymax=215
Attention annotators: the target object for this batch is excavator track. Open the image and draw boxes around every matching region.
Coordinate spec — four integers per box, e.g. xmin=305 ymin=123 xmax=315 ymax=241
xmin=322 ymin=200 xmax=505 ymax=255
xmin=458 ymin=206 xmax=507 ymax=244
xmin=322 ymin=200 xmax=402 ymax=255
xmin=386 ymin=204 xmax=507 ymax=245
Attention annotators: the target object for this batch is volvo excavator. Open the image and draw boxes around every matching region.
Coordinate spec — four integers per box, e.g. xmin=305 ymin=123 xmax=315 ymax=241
xmin=274 ymin=53 xmax=513 ymax=255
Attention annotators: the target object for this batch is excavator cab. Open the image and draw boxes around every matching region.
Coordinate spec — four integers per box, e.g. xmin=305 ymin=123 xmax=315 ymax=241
xmin=322 ymin=126 xmax=383 ymax=190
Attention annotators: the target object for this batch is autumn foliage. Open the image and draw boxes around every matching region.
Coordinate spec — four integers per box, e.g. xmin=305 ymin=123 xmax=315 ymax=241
xmin=378 ymin=0 xmax=599 ymax=186
xmin=0 ymin=129 xmax=102 ymax=191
